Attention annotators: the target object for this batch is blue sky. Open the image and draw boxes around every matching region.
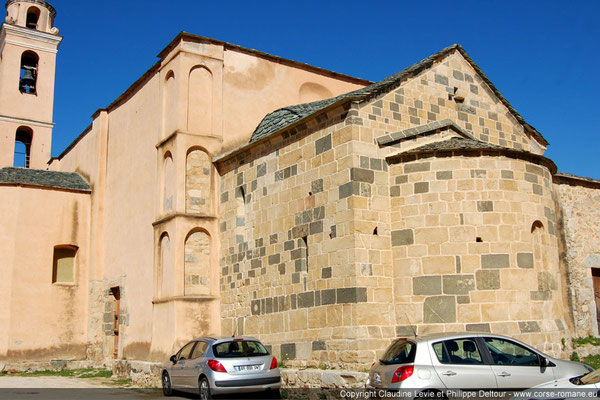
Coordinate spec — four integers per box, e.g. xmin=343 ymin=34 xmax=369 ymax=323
xmin=49 ymin=0 xmax=599 ymax=178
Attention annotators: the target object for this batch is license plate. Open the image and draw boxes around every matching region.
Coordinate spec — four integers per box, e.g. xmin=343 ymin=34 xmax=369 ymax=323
xmin=235 ymin=365 xmax=260 ymax=371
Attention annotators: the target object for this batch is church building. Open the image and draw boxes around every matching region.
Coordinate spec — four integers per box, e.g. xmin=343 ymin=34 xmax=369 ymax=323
xmin=1 ymin=0 xmax=599 ymax=368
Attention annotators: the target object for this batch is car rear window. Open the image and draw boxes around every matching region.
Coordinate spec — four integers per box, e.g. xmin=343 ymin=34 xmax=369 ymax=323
xmin=213 ymin=340 xmax=269 ymax=358
xmin=380 ymin=339 xmax=416 ymax=365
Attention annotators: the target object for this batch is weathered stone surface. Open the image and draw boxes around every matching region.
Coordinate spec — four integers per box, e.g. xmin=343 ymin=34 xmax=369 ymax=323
xmin=337 ymin=287 xmax=367 ymax=304
xmin=466 ymin=323 xmax=491 ymax=332
xmin=477 ymin=201 xmax=493 ymax=212
xmin=396 ymin=325 xmax=417 ymax=336
xmin=404 ymin=162 xmax=430 ymax=173
xmin=392 ymin=229 xmax=414 ymax=246
xmin=350 ymin=168 xmax=374 ymax=184
xmin=315 ymin=134 xmax=332 ymax=155
xmin=423 ymin=296 xmax=456 ymax=323
xmin=414 ymin=182 xmax=429 ymax=194
xmin=443 ymin=274 xmax=475 ymax=295
xmin=413 ymin=276 xmax=441 ymax=295
xmin=481 ymin=254 xmax=509 ymax=269
xmin=281 ymin=343 xmax=296 ymax=360
xmin=476 ymin=270 xmax=500 ymax=290
xmin=312 ymin=341 xmax=326 ymax=351
xmin=517 ymin=253 xmax=534 ymax=269
xmin=518 ymin=321 xmax=541 ymax=333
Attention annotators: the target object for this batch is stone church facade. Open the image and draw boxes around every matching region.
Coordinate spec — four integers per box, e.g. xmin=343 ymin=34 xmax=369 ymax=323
xmin=0 ymin=0 xmax=598 ymax=368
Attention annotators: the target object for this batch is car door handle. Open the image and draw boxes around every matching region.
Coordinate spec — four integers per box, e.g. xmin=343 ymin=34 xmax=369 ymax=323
xmin=498 ymin=372 xmax=511 ymax=377
xmin=442 ymin=371 xmax=457 ymax=376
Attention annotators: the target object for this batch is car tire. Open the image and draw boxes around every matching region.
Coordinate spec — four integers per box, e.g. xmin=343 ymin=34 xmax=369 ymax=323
xmin=198 ymin=377 xmax=213 ymax=400
xmin=162 ymin=372 xmax=173 ymax=396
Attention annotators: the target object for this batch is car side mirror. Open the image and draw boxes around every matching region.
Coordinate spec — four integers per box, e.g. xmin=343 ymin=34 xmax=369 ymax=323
xmin=540 ymin=356 xmax=548 ymax=367
xmin=170 ymin=355 xmax=177 ymax=364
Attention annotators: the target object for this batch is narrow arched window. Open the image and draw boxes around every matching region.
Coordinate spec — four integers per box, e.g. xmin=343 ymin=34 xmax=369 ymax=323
xmin=14 ymin=127 xmax=32 ymax=168
xmin=20 ymin=51 xmax=39 ymax=94
xmin=52 ymin=245 xmax=78 ymax=283
xmin=26 ymin=7 xmax=40 ymax=29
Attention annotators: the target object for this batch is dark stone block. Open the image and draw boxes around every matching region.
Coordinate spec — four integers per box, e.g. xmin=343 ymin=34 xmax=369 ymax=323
xmin=408 ymin=107 xmax=418 ymax=117
xmin=370 ymin=158 xmax=383 ymax=171
xmin=292 ymin=273 xmax=300 ymax=284
xmin=395 ymin=175 xmax=408 ymax=184
xmin=237 ymin=173 xmax=244 ymax=186
xmin=336 ymin=287 xmax=367 ymax=304
xmin=423 ymin=296 xmax=456 ymax=323
xmin=470 ymin=85 xmax=478 ymax=94
xmin=351 ymin=168 xmax=374 ymax=183
xmin=414 ymin=100 xmax=423 ymax=109
xmin=466 ymin=323 xmax=490 ymax=332
xmin=298 ymin=291 xmax=315 ymax=308
xmin=315 ymin=291 xmax=320 ymax=306
xmin=278 ymin=264 xmax=285 ymax=275
xmin=477 ymin=201 xmax=493 ymax=212
xmin=396 ymin=326 xmax=417 ymax=336
xmin=435 ymin=74 xmax=449 ymax=85
xmin=257 ymin=163 xmax=267 ymax=178
xmin=251 ymin=259 xmax=262 ymax=269
xmin=488 ymin=112 xmax=498 ymax=121
xmin=453 ymin=70 xmax=464 ymax=80
xmin=315 ymin=134 xmax=332 ymax=155
xmin=291 ymin=249 xmax=304 ymax=260
xmin=517 ymin=253 xmax=534 ymax=269
xmin=360 ymin=156 xmax=370 ymax=169
xmin=322 ymin=289 xmax=336 ymax=305
xmin=501 ymin=170 xmax=514 ymax=179
xmin=393 ymin=112 xmax=402 ymax=121
xmin=410 ymin=116 xmax=420 ymax=125
xmin=322 ymin=267 xmax=332 ymax=279
xmin=329 ymin=225 xmax=337 ymax=239
xmin=312 ymin=341 xmax=326 ymax=351
xmin=310 ymin=221 xmax=323 ymax=234
xmin=525 ymin=173 xmax=538 ymax=184
xmin=443 ymin=274 xmax=475 ymax=295
xmin=290 ymin=294 xmax=297 ymax=309
xmin=390 ymin=186 xmax=400 ymax=197
xmin=295 ymin=259 xmax=307 ymax=272
xmin=437 ymin=171 xmax=452 ymax=180
xmin=220 ymin=191 xmax=229 ymax=203
xmin=471 ymin=169 xmax=487 ymax=178
xmin=339 ymin=182 xmax=355 ymax=199
xmin=427 ymin=112 xmax=436 ymax=121
xmin=265 ymin=298 xmax=273 ymax=314
xmin=458 ymin=112 xmax=468 ymax=122
xmin=414 ymin=182 xmax=429 ymax=194
xmin=390 ymin=102 xmax=399 ymax=112
xmin=530 ymin=291 xmax=551 ymax=301
xmin=292 ymin=224 xmax=309 ymax=239
xmin=519 ymin=321 xmax=541 ymax=333
xmin=311 ymin=179 xmax=324 ymax=194
xmin=268 ymin=254 xmax=280 ymax=265
xmin=281 ymin=343 xmax=296 ymax=360
xmin=457 ymin=295 xmax=470 ymax=304
xmin=481 ymin=254 xmax=509 ymax=269
xmin=392 ymin=229 xmax=414 ymax=246
xmin=413 ymin=276 xmax=441 ymax=295
xmin=270 ymin=234 xmax=278 ymax=244
xmin=313 ymin=206 xmax=325 ymax=220
xmin=404 ymin=162 xmax=430 ymax=173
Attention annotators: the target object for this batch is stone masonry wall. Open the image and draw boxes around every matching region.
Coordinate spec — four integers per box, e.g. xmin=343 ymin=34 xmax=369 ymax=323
xmin=389 ymin=152 xmax=568 ymax=356
xmin=554 ymin=178 xmax=600 ymax=337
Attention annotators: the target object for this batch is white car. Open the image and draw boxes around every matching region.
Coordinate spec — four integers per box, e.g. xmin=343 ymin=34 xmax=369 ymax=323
xmin=515 ymin=368 xmax=600 ymax=400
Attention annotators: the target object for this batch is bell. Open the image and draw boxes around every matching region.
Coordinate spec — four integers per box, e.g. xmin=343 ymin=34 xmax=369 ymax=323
xmin=20 ymin=66 xmax=36 ymax=91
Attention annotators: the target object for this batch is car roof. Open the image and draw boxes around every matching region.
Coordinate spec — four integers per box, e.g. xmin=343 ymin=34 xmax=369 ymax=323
xmin=190 ymin=336 xmax=261 ymax=344
xmin=398 ymin=331 xmax=515 ymax=343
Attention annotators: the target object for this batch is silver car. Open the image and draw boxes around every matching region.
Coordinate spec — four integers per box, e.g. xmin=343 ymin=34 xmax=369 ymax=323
xmin=367 ymin=332 xmax=591 ymax=397
xmin=161 ymin=336 xmax=281 ymax=399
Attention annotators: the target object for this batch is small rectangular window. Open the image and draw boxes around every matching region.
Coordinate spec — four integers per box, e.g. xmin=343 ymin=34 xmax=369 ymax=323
xmin=52 ymin=245 xmax=77 ymax=283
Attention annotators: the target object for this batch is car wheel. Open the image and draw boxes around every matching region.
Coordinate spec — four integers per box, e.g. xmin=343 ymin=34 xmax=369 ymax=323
xmin=198 ymin=377 xmax=212 ymax=400
xmin=162 ymin=372 xmax=173 ymax=396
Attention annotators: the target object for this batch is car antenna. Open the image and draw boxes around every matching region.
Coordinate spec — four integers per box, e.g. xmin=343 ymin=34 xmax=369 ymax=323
xmin=405 ymin=313 xmax=417 ymax=337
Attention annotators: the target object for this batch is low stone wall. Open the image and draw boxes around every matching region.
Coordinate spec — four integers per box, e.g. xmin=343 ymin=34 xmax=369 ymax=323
xmin=0 ymin=360 xmax=95 ymax=373
xmin=282 ymin=368 xmax=368 ymax=389
xmin=111 ymin=360 xmax=162 ymax=387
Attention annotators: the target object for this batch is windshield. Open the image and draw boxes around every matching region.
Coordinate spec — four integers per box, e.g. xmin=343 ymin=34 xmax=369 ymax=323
xmin=380 ymin=340 xmax=416 ymax=365
xmin=580 ymin=369 xmax=600 ymax=385
xmin=213 ymin=340 xmax=269 ymax=358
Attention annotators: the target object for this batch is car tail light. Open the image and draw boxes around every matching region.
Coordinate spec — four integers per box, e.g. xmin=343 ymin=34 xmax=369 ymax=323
xmin=391 ymin=365 xmax=413 ymax=383
xmin=270 ymin=357 xmax=277 ymax=369
xmin=207 ymin=360 xmax=227 ymax=373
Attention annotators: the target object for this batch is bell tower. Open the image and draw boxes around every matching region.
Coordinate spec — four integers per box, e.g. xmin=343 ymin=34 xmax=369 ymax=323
xmin=0 ymin=0 xmax=61 ymax=169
